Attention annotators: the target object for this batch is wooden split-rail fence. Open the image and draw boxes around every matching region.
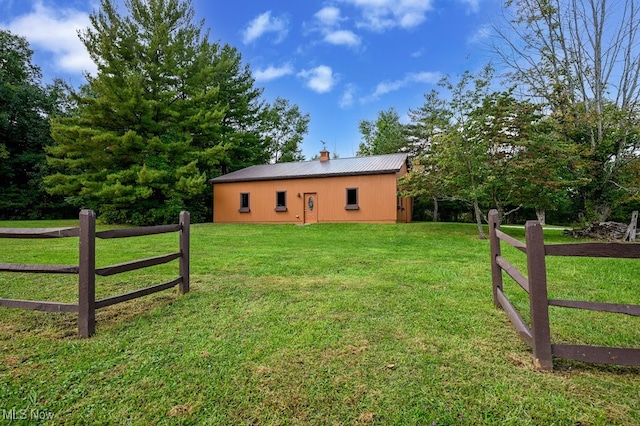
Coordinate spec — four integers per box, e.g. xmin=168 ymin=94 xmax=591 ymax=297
xmin=0 ymin=210 xmax=190 ymax=338
xmin=489 ymin=209 xmax=640 ymax=370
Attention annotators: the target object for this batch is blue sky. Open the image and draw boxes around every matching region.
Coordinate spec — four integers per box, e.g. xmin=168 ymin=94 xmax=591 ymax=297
xmin=0 ymin=0 xmax=503 ymax=159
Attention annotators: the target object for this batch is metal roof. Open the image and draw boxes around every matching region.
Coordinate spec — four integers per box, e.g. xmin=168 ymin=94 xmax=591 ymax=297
xmin=210 ymin=153 xmax=408 ymax=183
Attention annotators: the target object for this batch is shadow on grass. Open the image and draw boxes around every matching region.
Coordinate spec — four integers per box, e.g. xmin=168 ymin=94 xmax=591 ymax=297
xmin=552 ymin=358 xmax=640 ymax=375
xmin=0 ymin=293 xmax=179 ymax=340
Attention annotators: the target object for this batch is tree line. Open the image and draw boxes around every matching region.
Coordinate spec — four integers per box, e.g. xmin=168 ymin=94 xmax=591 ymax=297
xmin=3 ymin=0 xmax=639 ymax=229
xmin=1 ymin=0 xmax=309 ymax=224
xmin=357 ymin=0 xmax=640 ymax=236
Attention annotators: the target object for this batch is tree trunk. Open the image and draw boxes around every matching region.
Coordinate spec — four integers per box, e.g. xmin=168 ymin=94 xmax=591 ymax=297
xmin=432 ymin=197 xmax=438 ymax=222
xmin=535 ymin=209 xmax=546 ymax=225
xmin=474 ymin=200 xmax=486 ymax=239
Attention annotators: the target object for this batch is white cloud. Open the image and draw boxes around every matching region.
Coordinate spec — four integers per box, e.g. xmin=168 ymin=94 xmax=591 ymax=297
xmin=1 ymin=1 xmax=96 ymax=76
xmin=457 ymin=0 xmax=481 ymax=14
xmin=365 ymin=70 xmax=441 ymax=101
xmin=339 ymin=84 xmax=357 ymax=108
xmin=311 ymin=6 xmax=361 ymax=49
xmin=254 ymin=64 xmax=294 ymax=82
xmin=409 ymin=71 xmax=441 ymax=84
xmin=468 ymin=23 xmax=491 ymax=43
xmin=411 ymin=48 xmax=425 ymax=58
xmin=340 ymin=0 xmax=434 ymax=31
xmin=371 ymin=79 xmax=406 ymax=98
xmin=242 ymin=11 xmax=288 ymax=44
xmin=298 ymin=65 xmax=336 ymax=93
xmin=324 ymin=29 xmax=361 ymax=47
xmin=315 ymin=6 xmax=342 ymax=26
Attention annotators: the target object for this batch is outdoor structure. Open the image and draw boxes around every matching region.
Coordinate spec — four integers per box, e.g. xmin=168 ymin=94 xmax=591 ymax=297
xmin=488 ymin=209 xmax=640 ymax=370
xmin=0 ymin=210 xmax=190 ymax=338
xmin=210 ymin=151 xmax=411 ymax=224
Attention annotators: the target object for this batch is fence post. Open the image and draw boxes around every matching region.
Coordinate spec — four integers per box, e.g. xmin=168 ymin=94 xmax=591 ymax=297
xmin=488 ymin=209 xmax=503 ymax=308
xmin=78 ymin=210 xmax=96 ymax=338
xmin=525 ymin=220 xmax=553 ymax=370
xmin=179 ymin=211 xmax=190 ymax=295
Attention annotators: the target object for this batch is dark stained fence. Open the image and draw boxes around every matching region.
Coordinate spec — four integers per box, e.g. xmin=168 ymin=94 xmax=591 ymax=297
xmin=489 ymin=209 xmax=640 ymax=371
xmin=0 ymin=210 xmax=190 ymax=337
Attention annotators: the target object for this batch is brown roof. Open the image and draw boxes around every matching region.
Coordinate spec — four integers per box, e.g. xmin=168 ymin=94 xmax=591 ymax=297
xmin=210 ymin=153 xmax=408 ymax=183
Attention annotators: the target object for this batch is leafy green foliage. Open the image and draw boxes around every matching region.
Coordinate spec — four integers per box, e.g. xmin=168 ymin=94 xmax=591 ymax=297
xmin=497 ymin=0 xmax=640 ymax=221
xmin=405 ymin=90 xmax=451 ymax=157
xmin=401 ymin=68 xmax=494 ymax=236
xmin=208 ymin=44 xmax=270 ymax=173
xmin=357 ymin=108 xmax=407 ymax=156
xmin=395 ymin=1 xmax=640 ymax=224
xmin=400 ymin=67 xmax=584 ymax=233
xmin=260 ymin=97 xmax=310 ymax=163
xmin=45 ymin=0 xmax=288 ymax=224
xmin=0 ymin=30 xmax=73 ymax=219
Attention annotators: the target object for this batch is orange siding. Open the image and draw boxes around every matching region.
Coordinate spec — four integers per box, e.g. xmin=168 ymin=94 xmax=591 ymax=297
xmin=213 ymin=171 xmax=411 ymax=224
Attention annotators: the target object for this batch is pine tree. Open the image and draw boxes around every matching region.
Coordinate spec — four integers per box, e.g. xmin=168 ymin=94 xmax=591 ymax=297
xmin=356 ymin=108 xmax=407 ymax=156
xmin=259 ymin=97 xmax=309 ymax=163
xmin=209 ymin=45 xmax=269 ymax=174
xmin=46 ymin=0 xmax=231 ymax=224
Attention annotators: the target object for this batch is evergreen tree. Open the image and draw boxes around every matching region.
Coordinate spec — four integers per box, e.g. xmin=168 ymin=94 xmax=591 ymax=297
xmin=210 ymin=44 xmax=270 ymax=174
xmin=259 ymin=97 xmax=309 ymax=163
xmin=46 ymin=0 xmax=231 ymax=224
xmin=357 ymin=108 xmax=407 ymax=156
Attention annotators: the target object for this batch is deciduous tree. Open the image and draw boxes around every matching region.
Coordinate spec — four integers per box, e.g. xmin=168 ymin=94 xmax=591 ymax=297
xmin=401 ymin=66 xmax=578 ymax=235
xmin=494 ymin=0 xmax=640 ymax=221
xmin=0 ymin=30 xmax=71 ymax=219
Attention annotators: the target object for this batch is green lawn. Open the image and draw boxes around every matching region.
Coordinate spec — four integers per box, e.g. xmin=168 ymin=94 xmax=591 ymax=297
xmin=0 ymin=221 xmax=638 ymax=425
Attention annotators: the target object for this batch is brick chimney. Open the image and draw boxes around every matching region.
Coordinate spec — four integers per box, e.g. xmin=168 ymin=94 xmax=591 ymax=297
xmin=319 ymin=149 xmax=330 ymax=162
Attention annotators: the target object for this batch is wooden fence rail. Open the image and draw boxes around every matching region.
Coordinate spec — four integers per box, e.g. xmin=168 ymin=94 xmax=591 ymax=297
xmin=488 ymin=209 xmax=640 ymax=370
xmin=0 ymin=210 xmax=190 ymax=337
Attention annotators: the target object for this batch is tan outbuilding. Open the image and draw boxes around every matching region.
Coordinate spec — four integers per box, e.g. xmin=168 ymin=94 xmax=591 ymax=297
xmin=209 ymin=151 xmax=412 ymax=224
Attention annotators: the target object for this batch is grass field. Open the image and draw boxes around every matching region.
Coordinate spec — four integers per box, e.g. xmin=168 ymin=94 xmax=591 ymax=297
xmin=0 ymin=221 xmax=638 ymax=425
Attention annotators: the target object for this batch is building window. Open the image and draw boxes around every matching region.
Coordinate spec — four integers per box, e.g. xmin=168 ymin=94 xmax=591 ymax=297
xmin=239 ymin=192 xmax=250 ymax=213
xmin=275 ymin=191 xmax=287 ymax=212
xmin=345 ymin=187 xmax=359 ymax=210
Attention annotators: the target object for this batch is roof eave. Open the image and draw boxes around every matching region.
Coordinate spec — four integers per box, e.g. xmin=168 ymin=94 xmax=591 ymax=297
xmin=209 ymin=168 xmax=402 ymax=184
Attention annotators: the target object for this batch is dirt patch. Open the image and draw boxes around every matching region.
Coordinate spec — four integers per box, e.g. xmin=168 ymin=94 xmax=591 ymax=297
xmin=167 ymin=403 xmax=194 ymax=417
xmin=356 ymin=411 xmax=376 ymax=424
xmin=4 ymin=354 xmax=23 ymax=366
